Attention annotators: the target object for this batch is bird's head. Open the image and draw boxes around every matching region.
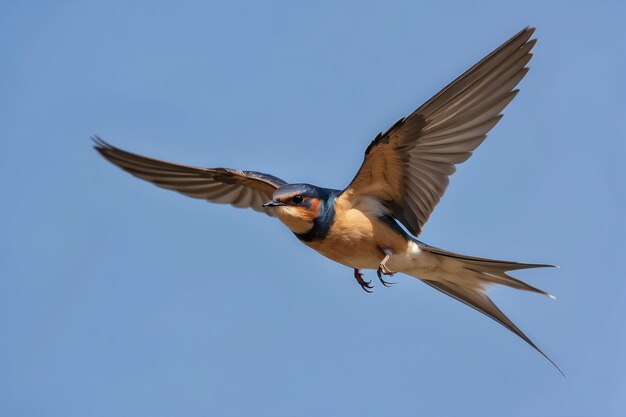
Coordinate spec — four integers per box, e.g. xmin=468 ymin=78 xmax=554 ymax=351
xmin=263 ymin=184 xmax=333 ymax=234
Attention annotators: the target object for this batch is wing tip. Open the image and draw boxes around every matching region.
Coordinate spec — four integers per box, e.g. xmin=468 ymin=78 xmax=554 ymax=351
xmin=509 ymin=25 xmax=536 ymax=46
xmin=91 ymin=135 xmax=114 ymax=152
xmin=521 ymin=25 xmax=536 ymax=38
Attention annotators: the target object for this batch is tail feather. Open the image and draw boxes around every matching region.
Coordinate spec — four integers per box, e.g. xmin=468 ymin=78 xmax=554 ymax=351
xmin=405 ymin=244 xmax=562 ymax=375
xmin=424 ymin=244 xmax=557 ymax=298
xmin=424 ymin=244 xmax=557 ymax=269
xmin=421 ymin=278 xmax=564 ymax=377
xmin=462 ymin=266 xmax=556 ymax=299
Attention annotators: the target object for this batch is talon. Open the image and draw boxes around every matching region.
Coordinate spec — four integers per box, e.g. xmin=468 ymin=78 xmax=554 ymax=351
xmin=380 ymin=277 xmax=395 ymax=287
xmin=354 ymin=268 xmax=373 ymax=293
xmin=376 ymin=267 xmax=396 ymax=287
xmin=380 ymin=264 xmax=395 ymax=276
xmin=377 ymin=249 xmax=396 ymax=287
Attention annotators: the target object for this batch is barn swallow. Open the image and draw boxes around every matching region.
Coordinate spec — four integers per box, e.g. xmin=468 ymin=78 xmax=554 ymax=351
xmin=94 ymin=27 xmax=561 ymax=374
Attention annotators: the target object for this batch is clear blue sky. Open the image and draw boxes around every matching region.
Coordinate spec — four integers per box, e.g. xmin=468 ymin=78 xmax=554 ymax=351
xmin=1 ymin=1 xmax=625 ymax=416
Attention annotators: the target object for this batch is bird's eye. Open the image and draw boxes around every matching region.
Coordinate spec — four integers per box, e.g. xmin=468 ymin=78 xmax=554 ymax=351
xmin=292 ymin=195 xmax=303 ymax=204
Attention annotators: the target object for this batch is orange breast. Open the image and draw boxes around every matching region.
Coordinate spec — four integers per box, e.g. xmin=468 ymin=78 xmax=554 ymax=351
xmin=305 ymin=195 xmax=409 ymax=269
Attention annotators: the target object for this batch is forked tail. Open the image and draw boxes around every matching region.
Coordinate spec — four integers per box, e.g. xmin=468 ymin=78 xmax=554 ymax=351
xmin=406 ymin=245 xmax=563 ymax=376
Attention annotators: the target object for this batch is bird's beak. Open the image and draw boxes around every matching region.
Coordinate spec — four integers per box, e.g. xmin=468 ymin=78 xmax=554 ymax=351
xmin=262 ymin=200 xmax=285 ymax=207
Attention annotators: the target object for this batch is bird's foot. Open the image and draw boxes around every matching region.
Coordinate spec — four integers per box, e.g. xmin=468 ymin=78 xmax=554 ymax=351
xmin=377 ymin=263 xmax=396 ymax=287
xmin=353 ymin=269 xmax=373 ymax=293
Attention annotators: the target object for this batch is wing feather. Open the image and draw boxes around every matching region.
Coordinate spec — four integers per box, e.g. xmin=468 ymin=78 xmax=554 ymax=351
xmin=343 ymin=27 xmax=536 ymax=235
xmin=93 ymin=137 xmax=287 ymax=216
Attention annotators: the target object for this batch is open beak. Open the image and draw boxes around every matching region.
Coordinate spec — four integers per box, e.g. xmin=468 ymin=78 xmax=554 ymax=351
xmin=262 ymin=200 xmax=285 ymax=207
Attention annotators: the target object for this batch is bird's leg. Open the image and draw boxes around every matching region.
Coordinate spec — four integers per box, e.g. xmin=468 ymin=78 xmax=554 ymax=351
xmin=377 ymin=248 xmax=396 ymax=287
xmin=353 ymin=269 xmax=373 ymax=293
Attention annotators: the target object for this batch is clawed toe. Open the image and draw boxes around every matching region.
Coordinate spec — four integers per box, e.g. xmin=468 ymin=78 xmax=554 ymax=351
xmin=354 ymin=269 xmax=373 ymax=293
xmin=353 ymin=266 xmax=396 ymax=292
xmin=377 ymin=250 xmax=395 ymax=276
xmin=377 ymin=263 xmax=396 ymax=276
xmin=376 ymin=267 xmax=396 ymax=287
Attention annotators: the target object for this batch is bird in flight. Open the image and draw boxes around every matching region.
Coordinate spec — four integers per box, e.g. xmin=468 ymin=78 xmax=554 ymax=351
xmin=95 ymin=26 xmax=561 ymax=373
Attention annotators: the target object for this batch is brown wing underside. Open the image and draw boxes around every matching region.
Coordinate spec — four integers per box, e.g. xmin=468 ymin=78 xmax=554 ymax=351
xmin=93 ymin=137 xmax=287 ymax=216
xmin=344 ymin=27 xmax=537 ymax=236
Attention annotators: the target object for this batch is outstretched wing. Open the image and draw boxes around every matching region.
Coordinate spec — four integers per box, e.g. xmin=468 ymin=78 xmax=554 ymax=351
xmin=93 ymin=137 xmax=287 ymax=216
xmin=342 ymin=27 xmax=536 ymax=236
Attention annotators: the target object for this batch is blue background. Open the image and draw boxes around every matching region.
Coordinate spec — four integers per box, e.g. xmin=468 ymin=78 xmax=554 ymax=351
xmin=2 ymin=1 xmax=625 ymax=416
